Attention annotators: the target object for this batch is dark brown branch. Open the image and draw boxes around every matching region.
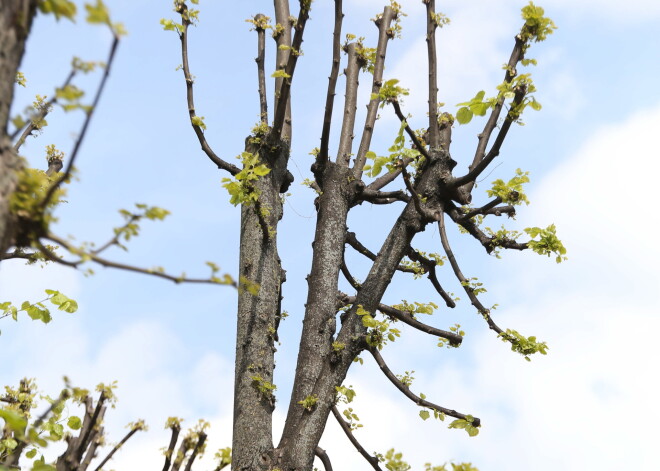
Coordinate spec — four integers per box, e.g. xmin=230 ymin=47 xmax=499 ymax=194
xmin=340 ymin=259 xmax=360 ymax=291
xmin=341 ymin=293 xmax=461 ymax=345
xmin=162 ymin=425 xmax=181 ymax=471
xmin=175 ymin=5 xmax=239 ymax=174
xmin=337 ymin=42 xmax=361 ymax=167
xmin=13 ymin=69 xmax=76 ymax=151
xmin=358 ymin=189 xmax=410 ymax=205
xmin=459 ymin=197 xmax=516 ymax=221
xmin=183 ymin=432 xmax=207 ymax=471
xmin=368 ymin=346 xmax=480 ymax=426
xmin=353 ymin=6 xmax=396 ymax=177
xmin=406 ymin=248 xmax=456 ymax=308
xmin=453 ymin=37 xmax=525 ymax=189
xmin=39 ymin=35 xmax=120 ymax=212
xmin=93 ymin=424 xmax=143 ymax=471
xmin=44 ymin=233 xmax=236 ymax=287
xmin=425 ymin=0 xmax=440 ymax=148
xmin=331 ymin=406 xmax=383 ymax=471
xmin=272 ymin=0 xmax=293 ymax=140
xmin=315 ymin=446 xmax=334 ymax=471
xmin=254 ymin=14 xmax=269 ymax=123
xmin=317 ymin=0 xmax=344 ymax=177
xmin=272 ymin=0 xmax=311 ymax=140
xmin=438 ymin=211 xmax=503 ymax=334
xmin=400 ymin=165 xmax=437 ymax=221
xmin=345 ymin=231 xmax=417 ymax=274
xmin=391 ymin=100 xmax=430 ymax=161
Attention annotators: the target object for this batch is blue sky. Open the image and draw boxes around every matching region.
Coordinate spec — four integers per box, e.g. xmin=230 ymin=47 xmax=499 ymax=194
xmin=1 ymin=0 xmax=659 ymax=469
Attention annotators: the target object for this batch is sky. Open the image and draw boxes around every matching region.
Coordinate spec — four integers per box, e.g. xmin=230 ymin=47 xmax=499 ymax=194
xmin=1 ymin=0 xmax=659 ymax=470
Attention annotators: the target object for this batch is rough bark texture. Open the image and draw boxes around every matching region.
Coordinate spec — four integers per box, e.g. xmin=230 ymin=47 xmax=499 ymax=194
xmin=232 ymin=137 xmax=291 ymax=471
xmin=0 ymin=0 xmax=37 ymax=254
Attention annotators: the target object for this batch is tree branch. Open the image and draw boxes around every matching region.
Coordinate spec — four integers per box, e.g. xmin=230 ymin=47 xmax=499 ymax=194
xmin=162 ymin=425 xmax=181 ymax=471
xmin=331 ymin=406 xmax=383 ymax=471
xmin=254 ymin=14 xmax=269 ymax=124
xmin=368 ymin=346 xmax=480 ymax=426
xmin=314 ymin=446 xmax=334 ymax=471
xmin=43 ymin=233 xmax=236 ymax=287
xmin=425 ymin=0 xmax=440 ymax=149
xmin=391 ymin=99 xmax=430 ymax=161
xmin=406 ymin=248 xmax=456 ymax=308
xmin=175 ymin=4 xmax=239 ymax=174
xmin=365 ymin=157 xmax=414 ymax=192
xmin=183 ymin=432 xmax=207 ymax=471
xmin=272 ymin=0 xmax=311 ymax=140
xmin=13 ymin=69 xmax=76 ymax=151
xmin=337 ymin=42 xmax=361 ymax=167
xmin=317 ymin=0 xmax=344 ymax=179
xmin=39 ymin=34 xmax=120 ymax=212
xmin=93 ymin=423 xmax=144 ymax=471
xmin=438 ymin=211 xmax=503 ymax=334
xmin=353 ymin=6 xmax=396 ymax=177
xmin=357 ymin=188 xmax=410 ymax=205
xmin=345 ymin=231 xmax=417 ymax=275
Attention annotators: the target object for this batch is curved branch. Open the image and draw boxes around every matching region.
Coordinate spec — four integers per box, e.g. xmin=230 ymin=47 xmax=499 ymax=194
xmin=331 ymin=406 xmax=383 ymax=471
xmin=345 ymin=231 xmax=417 ymax=275
xmin=314 ymin=446 xmax=334 ymax=471
xmin=353 ymin=6 xmax=396 ymax=177
xmin=365 ymin=156 xmax=414 ymax=192
xmin=406 ymin=248 xmax=455 ymax=308
xmin=357 ymin=189 xmax=410 ymax=205
xmin=176 ymin=5 xmax=239 ymax=174
xmin=340 ymin=258 xmax=360 ymax=291
xmin=368 ymin=346 xmax=480 ymax=426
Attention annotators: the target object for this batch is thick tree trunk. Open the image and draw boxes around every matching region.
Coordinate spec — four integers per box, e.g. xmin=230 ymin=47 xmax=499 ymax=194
xmin=232 ymin=137 xmax=291 ymax=471
xmin=0 ymin=0 xmax=37 ymax=255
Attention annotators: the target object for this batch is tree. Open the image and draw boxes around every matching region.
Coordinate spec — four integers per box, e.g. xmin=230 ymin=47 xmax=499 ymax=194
xmin=1 ymin=1 xmax=563 ymax=470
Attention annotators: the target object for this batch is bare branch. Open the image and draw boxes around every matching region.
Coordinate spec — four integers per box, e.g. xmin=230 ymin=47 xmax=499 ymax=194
xmin=425 ymin=0 xmax=440 ymax=148
xmin=317 ymin=0 xmax=344 ymax=178
xmin=353 ymin=6 xmax=396 ymax=177
xmin=365 ymin=156 xmax=414 ymax=192
xmin=368 ymin=347 xmax=480 ymax=426
xmin=175 ymin=4 xmax=239 ymax=174
xmin=357 ymin=188 xmax=410 ymax=205
xmin=272 ymin=0 xmax=311 ymax=140
xmin=340 ymin=258 xmax=360 ymax=291
xmin=438 ymin=211 xmax=503 ymax=334
xmin=254 ymin=14 xmax=269 ymax=124
xmin=315 ymin=446 xmax=334 ymax=471
xmin=183 ymin=432 xmax=207 ymax=471
xmin=337 ymin=42 xmax=361 ymax=167
xmin=345 ymin=231 xmax=417 ymax=275
xmin=162 ymin=425 xmax=181 ymax=471
xmin=331 ymin=406 xmax=383 ymax=471
xmin=93 ymin=423 xmax=144 ymax=471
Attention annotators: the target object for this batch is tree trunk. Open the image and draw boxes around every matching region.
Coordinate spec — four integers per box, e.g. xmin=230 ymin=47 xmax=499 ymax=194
xmin=0 ymin=0 xmax=37 ymax=254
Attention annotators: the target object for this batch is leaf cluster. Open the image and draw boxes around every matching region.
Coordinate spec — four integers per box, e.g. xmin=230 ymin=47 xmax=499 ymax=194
xmin=498 ymin=329 xmax=548 ymax=361
xmin=356 ymin=306 xmax=400 ymax=350
xmin=222 ymin=152 xmax=271 ymax=206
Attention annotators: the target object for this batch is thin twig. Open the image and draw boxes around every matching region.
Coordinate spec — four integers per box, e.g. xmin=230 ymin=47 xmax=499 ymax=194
xmin=93 ymin=424 xmax=143 ymax=471
xmin=254 ymin=14 xmax=268 ymax=123
xmin=406 ymin=248 xmax=456 ymax=308
xmin=176 ymin=4 xmax=239 ymax=174
xmin=391 ymin=100 xmax=430 ymax=161
xmin=331 ymin=406 xmax=383 ymax=471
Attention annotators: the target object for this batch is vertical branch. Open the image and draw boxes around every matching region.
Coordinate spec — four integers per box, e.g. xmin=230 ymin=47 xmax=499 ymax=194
xmin=317 ymin=0 xmax=344 ymax=177
xmin=424 ymin=0 xmax=439 ymax=148
xmin=272 ymin=0 xmax=292 ymax=140
xmin=254 ymin=14 xmax=269 ymax=124
xmin=336 ymin=43 xmax=361 ymax=167
xmin=272 ymin=0 xmax=311 ymax=141
xmin=353 ymin=7 xmax=395 ymax=177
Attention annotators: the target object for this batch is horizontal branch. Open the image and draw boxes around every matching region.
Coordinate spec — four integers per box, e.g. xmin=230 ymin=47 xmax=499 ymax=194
xmin=365 ymin=157 xmax=414 ymax=192
xmin=368 ymin=346 xmax=480 ymax=426
xmin=345 ymin=231 xmax=417 ymax=274
xmin=357 ymin=189 xmax=410 ymax=205
xmin=44 ymin=233 xmax=236 ymax=287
